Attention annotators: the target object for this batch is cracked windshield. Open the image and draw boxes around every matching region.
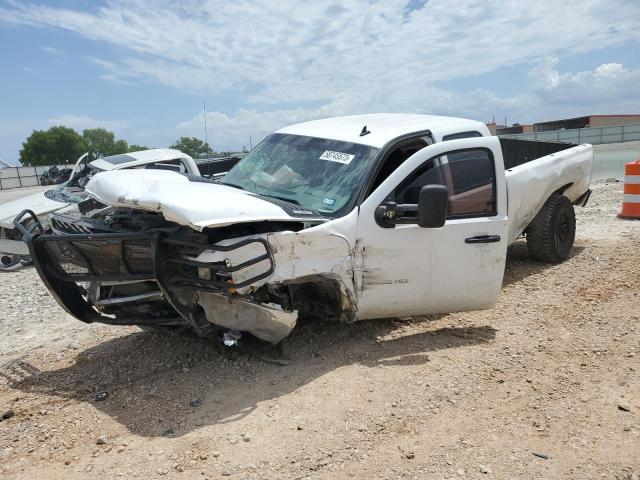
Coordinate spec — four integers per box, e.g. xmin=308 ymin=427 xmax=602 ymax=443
xmin=222 ymin=133 xmax=379 ymax=215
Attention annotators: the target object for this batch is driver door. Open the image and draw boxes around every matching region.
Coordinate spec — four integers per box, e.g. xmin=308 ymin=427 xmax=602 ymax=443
xmin=355 ymin=136 xmax=508 ymax=319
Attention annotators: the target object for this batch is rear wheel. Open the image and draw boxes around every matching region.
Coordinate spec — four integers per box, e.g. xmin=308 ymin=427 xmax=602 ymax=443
xmin=526 ymin=194 xmax=576 ymax=263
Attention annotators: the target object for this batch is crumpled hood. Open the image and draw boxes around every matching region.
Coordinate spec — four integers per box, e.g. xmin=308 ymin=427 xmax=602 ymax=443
xmin=0 ymin=190 xmax=65 ymax=228
xmin=85 ymin=169 xmax=320 ymax=229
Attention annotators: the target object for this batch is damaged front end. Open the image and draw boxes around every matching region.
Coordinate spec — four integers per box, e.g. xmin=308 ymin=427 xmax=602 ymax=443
xmin=15 ymin=206 xmax=354 ymax=344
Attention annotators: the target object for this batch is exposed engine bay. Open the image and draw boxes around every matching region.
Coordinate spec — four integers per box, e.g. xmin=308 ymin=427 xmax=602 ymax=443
xmin=24 ymin=203 xmax=357 ymax=343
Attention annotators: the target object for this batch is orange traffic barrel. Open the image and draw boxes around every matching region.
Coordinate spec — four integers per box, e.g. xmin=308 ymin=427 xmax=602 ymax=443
xmin=618 ymin=159 xmax=640 ymax=219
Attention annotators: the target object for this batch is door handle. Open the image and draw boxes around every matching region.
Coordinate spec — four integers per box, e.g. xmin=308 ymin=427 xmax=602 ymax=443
xmin=465 ymin=235 xmax=501 ymax=244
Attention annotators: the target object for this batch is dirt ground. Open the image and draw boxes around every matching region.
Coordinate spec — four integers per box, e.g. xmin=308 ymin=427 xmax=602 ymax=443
xmin=0 ymin=180 xmax=638 ymax=480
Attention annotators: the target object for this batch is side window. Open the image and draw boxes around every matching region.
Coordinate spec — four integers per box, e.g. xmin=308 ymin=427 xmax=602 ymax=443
xmin=144 ymin=159 xmax=188 ymax=173
xmin=442 ymin=131 xmax=483 ymax=141
xmin=366 ymin=137 xmax=430 ymax=197
xmin=393 ymin=148 xmax=496 ymax=218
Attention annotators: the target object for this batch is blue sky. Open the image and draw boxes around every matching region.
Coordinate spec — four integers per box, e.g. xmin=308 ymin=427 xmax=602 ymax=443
xmin=1 ymin=0 xmax=639 ymax=164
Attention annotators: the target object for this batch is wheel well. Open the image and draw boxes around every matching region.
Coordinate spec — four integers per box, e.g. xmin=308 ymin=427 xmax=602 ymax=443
xmin=554 ymin=182 xmax=573 ymax=196
xmin=523 ymin=188 xmax=573 ymax=236
xmin=285 ymin=276 xmax=355 ymax=322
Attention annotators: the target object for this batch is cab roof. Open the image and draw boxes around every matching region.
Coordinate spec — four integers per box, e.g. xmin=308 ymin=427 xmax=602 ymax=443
xmin=276 ymin=113 xmax=489 ymax=148
xmin=90 ymin=148 xmax=193 ymax=171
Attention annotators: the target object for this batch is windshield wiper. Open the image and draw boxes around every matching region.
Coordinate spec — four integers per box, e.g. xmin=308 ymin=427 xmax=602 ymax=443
xmin=263 ymin=194 xmax=301 ymax=205
xmin=257 ymin=193 xmax=325 ymax=216
xmin=222 ymin=182 xmax=245 ymax=190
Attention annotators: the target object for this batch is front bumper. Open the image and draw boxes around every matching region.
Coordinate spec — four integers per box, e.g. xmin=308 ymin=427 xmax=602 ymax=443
xmin=15 ymin=209 xmax=278 ymax=332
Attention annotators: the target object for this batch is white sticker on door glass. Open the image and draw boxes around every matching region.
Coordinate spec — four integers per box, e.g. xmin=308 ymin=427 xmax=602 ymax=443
xmin=319 ymin=150 xmax=355 ymax=165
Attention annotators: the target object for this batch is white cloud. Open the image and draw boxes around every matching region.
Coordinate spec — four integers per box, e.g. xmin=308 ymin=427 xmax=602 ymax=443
xmin=40 ymin=45 xmax=65 ymax=56
xmin=47 ymin=114 xmax=128 ymax=132
xmin=529 ymin=58 xmax=640 ymax=112
xmin=2 ymin=1 xmax=640 ymax=148
xmin=2 ymin=0 xmax=639 ymax=100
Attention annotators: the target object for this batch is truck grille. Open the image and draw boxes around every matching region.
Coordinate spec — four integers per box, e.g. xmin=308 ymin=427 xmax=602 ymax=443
xmin=51 ymin=217 xmax=93 ymax=234
xmin=43 ymin=237 xmax=154 ymax=278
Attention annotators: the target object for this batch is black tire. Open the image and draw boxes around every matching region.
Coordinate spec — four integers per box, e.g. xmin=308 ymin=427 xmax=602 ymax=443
xmin=526 ymin=194 xmax=576 ymax=263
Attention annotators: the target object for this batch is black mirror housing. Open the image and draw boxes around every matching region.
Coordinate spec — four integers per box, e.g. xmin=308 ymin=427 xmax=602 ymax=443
xmin=417 ymin=184 xmax=449 ymax=228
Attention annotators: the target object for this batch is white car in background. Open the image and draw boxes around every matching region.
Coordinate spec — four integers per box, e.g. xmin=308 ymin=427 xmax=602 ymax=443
xmin=0 ymin=149 xmax=200 ymax=270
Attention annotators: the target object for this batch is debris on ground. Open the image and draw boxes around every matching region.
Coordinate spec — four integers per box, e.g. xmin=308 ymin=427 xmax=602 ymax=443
xmin=0 ymin=180 xmax=638 ymax=478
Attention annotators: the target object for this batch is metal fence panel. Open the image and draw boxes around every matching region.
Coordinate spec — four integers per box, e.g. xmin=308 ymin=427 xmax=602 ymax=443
xmin=501 ymin=122 xmax=640 ymax=145
xmin=18 ymin=176 xmax=39 ymax=187
xmin=0 ymin=164 xmax=68 ymax=190
xmin=0 ymin=167 xmax=18 ymax=179
xmin=0 ymin=177 xmax=21 ymax=189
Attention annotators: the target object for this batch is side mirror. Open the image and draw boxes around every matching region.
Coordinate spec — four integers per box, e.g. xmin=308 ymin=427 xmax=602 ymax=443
xmin=374 ymin=184 xmax=449 ymax=229
xmin=417 ymin=184 xmax=449 ymax=228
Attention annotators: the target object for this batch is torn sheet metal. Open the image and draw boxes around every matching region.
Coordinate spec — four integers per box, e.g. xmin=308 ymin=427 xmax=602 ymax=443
xmin=197 ymin=292 xmax=297 ymax=343
xmin=194 ymin=222 xmax=358 ymax=299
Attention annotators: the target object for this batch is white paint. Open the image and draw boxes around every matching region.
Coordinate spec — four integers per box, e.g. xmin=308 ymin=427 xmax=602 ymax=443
xmin=505 ymin=144 xmax=593 ymax=244
xmin=196 ymin=292 xmax=297 ymax=343
xmin=623 ymin=193 xmax=640 ymax=203
xmin=0 ymin=190 xmax=70 ymax=228
xmin=355 ymin=137 xmax=509 ymax=318
xmin=624 ymin=175 xmax=640 ymax=184
xmin=0 ymin=148 xmax=200 ymax=259
xmin=85 ymin=169 xmax=326 ymax=229
xmin=89 ymin=148 xmax=198 ymax=173
xmin=277 ymin=113 xmax=490 ymax=148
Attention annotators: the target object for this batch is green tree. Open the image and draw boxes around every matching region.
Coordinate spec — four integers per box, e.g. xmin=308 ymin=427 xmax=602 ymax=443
xmin=82 ymin=128 xmax=114 ymax=160
xmin=112 ymin=139 xmax=129 ymax=155
xmin=19 ymin=126 xmax=86 ymax=166
xmin=128 ymin=144 xmax=149 ymax=152
xmin=170 ymin=137 xmax=213 ymax=158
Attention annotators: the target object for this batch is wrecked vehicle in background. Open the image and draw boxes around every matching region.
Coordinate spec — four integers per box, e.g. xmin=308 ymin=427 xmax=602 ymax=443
xmin=39 ymin=165 xmax=73 ymax=186
xmin=17 ymin=114 xmax=593 ymax=344
xmin=1 ymin=149 xmax=238 ymax=271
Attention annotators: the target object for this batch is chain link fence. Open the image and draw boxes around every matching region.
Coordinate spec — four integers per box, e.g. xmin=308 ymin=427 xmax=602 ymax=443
xmin=0 ymin=164 xmax=70 ymax=190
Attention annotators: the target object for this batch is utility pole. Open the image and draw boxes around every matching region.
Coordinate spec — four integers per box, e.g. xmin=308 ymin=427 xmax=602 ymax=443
xmin=203 ymin=100 xmax=208 ymax=146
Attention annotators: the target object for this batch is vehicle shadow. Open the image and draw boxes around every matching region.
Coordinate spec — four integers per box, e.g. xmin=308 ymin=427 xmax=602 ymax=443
xmin=503 ymin=240 xmax=586 ymax=286
xmin=2 ymin=317 xmax=496 ymax=438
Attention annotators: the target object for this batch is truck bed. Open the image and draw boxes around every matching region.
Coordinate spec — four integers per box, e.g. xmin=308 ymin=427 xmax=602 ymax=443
xmin=503 ymin=139 xmax=593 ymax=244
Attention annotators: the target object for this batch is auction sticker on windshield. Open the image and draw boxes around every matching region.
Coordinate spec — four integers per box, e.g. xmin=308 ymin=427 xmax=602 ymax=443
xmin=319 ymin=150 xmax=355 ymax=165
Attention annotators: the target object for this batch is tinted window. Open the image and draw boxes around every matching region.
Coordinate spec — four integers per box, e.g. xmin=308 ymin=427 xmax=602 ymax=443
xmin=393 ymin=148 xmax=496 ymax=218
xmin=100 ymin=154 xmax=136 ymax=165
xmin=367 ymin=137 xmax=429 ymax=196
xmin=143 ymin=159 xmax=188 ymax=173
xmin=442 ymin=131 xmax=483 ymax=141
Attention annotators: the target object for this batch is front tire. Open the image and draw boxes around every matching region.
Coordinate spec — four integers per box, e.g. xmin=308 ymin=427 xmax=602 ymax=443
xmin=526 ymin=194 xmax=576 ymax=263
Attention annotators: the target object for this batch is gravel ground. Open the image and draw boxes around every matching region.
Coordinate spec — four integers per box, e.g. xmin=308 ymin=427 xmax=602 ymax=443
xmin=0 ymin=180 xmax=639 ymax=480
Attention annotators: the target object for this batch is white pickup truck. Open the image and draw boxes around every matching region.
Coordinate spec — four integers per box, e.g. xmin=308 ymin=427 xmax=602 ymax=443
xmin=17 ymin=114 xmax=592 ymax=344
